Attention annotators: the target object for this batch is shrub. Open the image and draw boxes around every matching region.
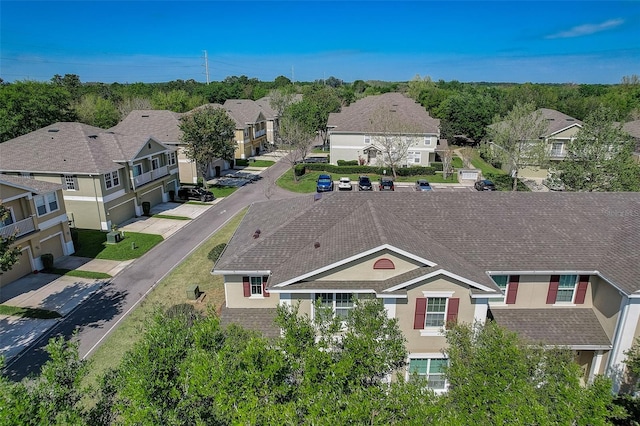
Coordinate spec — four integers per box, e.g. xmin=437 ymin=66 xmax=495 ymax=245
xmin=337 ymin=160 xmax=358 ymax=166
xmin=485 ymin=173 xmax=530 ymax=191
xmin=70 ymin=228 xmax=80 ymax=250
xmin=207 ymin=243 xmax=227 ymax=262
xmin=236 ymin=159 xmax=249 ymax=166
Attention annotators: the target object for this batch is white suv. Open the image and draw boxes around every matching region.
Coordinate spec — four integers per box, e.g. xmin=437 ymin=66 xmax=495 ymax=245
xmin=337 ymin=177 xmax=352 ymax=191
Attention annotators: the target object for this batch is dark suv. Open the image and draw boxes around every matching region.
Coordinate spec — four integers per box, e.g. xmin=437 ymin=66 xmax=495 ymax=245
xmin=358 ymin=175 xmax=373 ymax=191
xmin=379 ymin=177 xmax=394 ymax=191
xmin=178 ymin=186 xmax=215 ymax=202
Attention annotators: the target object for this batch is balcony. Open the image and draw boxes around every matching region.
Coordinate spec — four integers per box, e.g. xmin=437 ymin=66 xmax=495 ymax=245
xmin=255 ymin=129 xmax=266 ymax=138
xmin=0 ymin=216 xmax=36 ymax=239
xmin=132 ymin=165 xmax=169 ymax=188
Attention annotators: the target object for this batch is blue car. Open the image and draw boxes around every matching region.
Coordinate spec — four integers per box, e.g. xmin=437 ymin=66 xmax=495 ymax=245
xmin=316 ymin=174 xmax=334 ymax=192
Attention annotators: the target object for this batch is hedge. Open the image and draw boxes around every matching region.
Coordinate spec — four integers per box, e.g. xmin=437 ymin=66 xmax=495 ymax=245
xmin=302 ymin=163 xmax=436 ymax=176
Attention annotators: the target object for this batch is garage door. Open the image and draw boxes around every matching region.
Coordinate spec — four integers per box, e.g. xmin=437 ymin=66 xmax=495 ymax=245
xmin=0 ymin=248 xmax=33 ymax=288
xmin=140 ymin=186 xmax=163 ymax=207
xmin=108 ymin=199 xmax=136 ymax=227
xmin=460 ymin=170 xmax=479 ymax=181
xmin=40 ymin=234 xmax=64 ymax=260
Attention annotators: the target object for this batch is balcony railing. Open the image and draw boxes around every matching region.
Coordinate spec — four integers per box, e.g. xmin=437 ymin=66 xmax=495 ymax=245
xmin=132 ymin=165 xmax=169 ymax=187
xmin=255 ymin=129 xmax=266 ymax=138
xmin=0 ymin=216 xmax=36 ymax=239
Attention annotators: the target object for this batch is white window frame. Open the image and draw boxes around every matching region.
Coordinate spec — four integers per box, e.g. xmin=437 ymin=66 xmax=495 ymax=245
xmin=315 ymin=293 xmax=355 ymax=320
xmin=424 ymin=136 xmax=432 ymax=146
xmin=1 ymin=206 xmax=15 ymax=227
xmin=168 ymin=152 xmax=177 ymax=166
xmin=34 ymin=192 xmax=60 ymax=217
xmin=420 ymin=291 xmax=454 ymax=336
xmin=551 ymin=142 xmax=563 ymax=156
xmin=104 ymin=171 xmax=120 ymax=189
xmin=132 ymin=164 xmax=143 ymax=177
xmin=492 ymin=275 xmax=509 ymax=303
xmin=407 ymin=356 xmax=448 ymax=392
xmin=249 ymin=276 xmax=263 ymax=297
xmin=556 ymin=274 xmax=578 ymax=303
xmin=151 ymin=157 xmax=160 ymax=170
xmin=64 ymin=175 xmax=78 ymax=191
xmin=407 ymin=151 xmax=421 ymax=164
xmin=364 ymin=135 xmax=371 ymax=144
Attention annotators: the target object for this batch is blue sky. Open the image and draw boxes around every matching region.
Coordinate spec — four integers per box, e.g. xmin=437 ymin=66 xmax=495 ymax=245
xmin=1 ymin=1 xmax=639 ymax=84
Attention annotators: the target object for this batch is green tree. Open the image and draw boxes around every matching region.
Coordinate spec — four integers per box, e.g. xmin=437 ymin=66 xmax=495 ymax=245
xmin=558 ymin=105 xmax=640 ymax=192
xmin=436 ymin=89 xmax=499 ymax=142
xmin=75 ymin=94 xmax=120 ymax=128
xmin=0 ymin=204 xmax=21 ymax=274
xmin=179 ymin=105 xmax=236 ymax=188
xmin=277 ymin=114 xmax=315 ymax=181
xmin=0 ymin=81 xmax=76 ymax=142
xmin=486 ymin=101 xmax=549 ymax=191
xmin=152 ymin=89 xmax=205 ymax=112
xmin=442 ymin=321 xmax=616 ymax=425
xmin=288 ymin=86 xmax=342 ymax=149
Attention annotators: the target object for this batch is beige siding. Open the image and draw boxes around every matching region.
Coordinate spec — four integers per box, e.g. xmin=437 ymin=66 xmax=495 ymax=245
xmin=107 ymin=198 xmax=136 ymax=228
xmin=137 ymin=139 xmax=168 ymax=157
xmin=552 ymin=126 xmax=581 ymax=139
xmin=0 ymin=247 xmax=34 ymax=287
xmin=139 ymin=185 xmax=163 ymax=206
xmin=400 ymin=276 xmax=475 ymax=354
xmin=315 ymin=251 xmax=422 ymax=281
xmin=40 ymin=233 xmax=64 ymax=259
xmin=591 ymin=276 xmax=622 ymax=340
xmin=224 ymin=275 xmax=280 ymax=309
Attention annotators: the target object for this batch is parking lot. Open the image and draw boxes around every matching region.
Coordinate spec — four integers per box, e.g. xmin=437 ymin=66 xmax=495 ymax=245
xmin=327 ymin=182 xmax=476 ymax=192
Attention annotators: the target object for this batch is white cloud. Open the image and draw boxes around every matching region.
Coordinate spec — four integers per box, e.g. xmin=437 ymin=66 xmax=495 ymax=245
xmin=546 ymin=18 xmax=624 ymax=39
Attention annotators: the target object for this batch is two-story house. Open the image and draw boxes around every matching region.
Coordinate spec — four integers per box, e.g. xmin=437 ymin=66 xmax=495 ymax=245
xmin=327 ymin=93 xmax=440 ymax=167
xmin=0 ymin=122 xmax=179 ymax=230
xmin=622 ymin=119 xmax=640 ymax=162
xmin=0 ymin=174 xmax=74 ymax=287
xmin=214 ymin=192 xmax=640 ymax=391
xmin=223 ymin=99 xmax=269 ymax=159
xmin=110 ymin=109 xmax=229 ymax=184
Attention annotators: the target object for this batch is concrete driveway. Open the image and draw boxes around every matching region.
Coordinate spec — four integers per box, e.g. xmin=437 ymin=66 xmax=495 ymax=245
xmin=0 ymin=201 xmax=213 ymax=362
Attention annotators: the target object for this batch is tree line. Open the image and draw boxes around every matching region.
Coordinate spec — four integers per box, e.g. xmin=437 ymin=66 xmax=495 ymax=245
xmin=2 ymin=299 xmax=635 ymax=425
xmin=1 ymin=73 xmax=639 ymax=144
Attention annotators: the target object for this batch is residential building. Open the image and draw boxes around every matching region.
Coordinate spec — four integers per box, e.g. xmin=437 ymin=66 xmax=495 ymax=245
xmin=0 ymin=122 xmax=179 ymax=230
xmin=110 ymin=109 xmax=228 ymax=184
xmin=327 ymin=93 xmax=440 ymax=167
xmin=214 ymin=192 xmax=640 ymax=390
xmin=223 ymin=99 xmax=269 ymax=159
xmin=622 ymin=119 xmax=640 ymax=162
xmin=488 ymin=108 xmax=583 ymax=179
xmin=0 ymin=174 xmax=74 ymax=287
xmin=255 ymin=94 xmax=303 ymax=147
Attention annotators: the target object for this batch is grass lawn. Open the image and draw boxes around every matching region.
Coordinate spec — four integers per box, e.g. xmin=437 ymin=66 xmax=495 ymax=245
xmin=49 ymin=268 xmax=112 ymax=279
xmin=151 ymin=214 xmax=191 ymax=220
xmin=84 ymin=209 xmax=246 ymax=386
xmin=208 ymin=185 xmax=238 ymax=199
xmin=73 ymin=230 xmax=163 ymax=260
xmin=246 ymin=160 xmax=275 ymax=167
xmin=452 ymin=157 xmax=463 ymax=168
xmin=470 ymin=153 xmax=505 ymax=176
xmin=0 ymin=305 xmax=61 ymax=319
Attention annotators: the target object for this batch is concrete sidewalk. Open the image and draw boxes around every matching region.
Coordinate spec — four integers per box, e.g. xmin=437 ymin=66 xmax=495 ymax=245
xmin=0 ymin=201 xmax=215 ymax=363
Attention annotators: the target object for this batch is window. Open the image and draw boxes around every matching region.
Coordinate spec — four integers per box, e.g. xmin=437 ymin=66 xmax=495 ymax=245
xmin=250 ymin=276 xmax=263 ymax=296
xmin=424 ymin=137 xmax=432 ymax=146
xmin=414 ymin=295 xmax=459 ymax=332
xmin=168 ymin=152 xmax=177 ymax=165
xmin=425 ymin=298 xmax=447 ymax=327
xmin=364 ymin=135 xmax=371 ymax=144
xmin=409 ymin=358 xmax=447 ymax=390
xmin=318 ymin=293 xmax=354 ymax=319
xmin=34 ymin=192 xmax=59 ymax=216
xmin=63 ymin=175 xmax=78 ymax=190
xmin=1 ymin=208 xmax=14 ymax=227
xmin=407 ymin=151 xmax=421 ymax=164
xmin=556 ymin=275 xmax=577 ymax=302
xmin=551 ymin=142 xmax=563 ymax=156
xmin=133 ymin=164 xmax=143 ymax=177
xmin=492 ymin=275 xmax=519 ymax=304
xmin=104 ymin=171 xmax=120 ymax=189
xmin=151 ymin=158 xmax=160 ymax=170
xmin=242 ymin=276 xmax=270 ymax=298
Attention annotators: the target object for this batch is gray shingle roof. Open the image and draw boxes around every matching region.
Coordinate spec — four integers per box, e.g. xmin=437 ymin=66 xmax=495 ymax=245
xmin=490 ymin=308 xmax=612 ymax=347
xmin=489 ymin=108 xmax=583 ymax=138
xmin=109 ymin=110 xmax=184 ymax=144
xmin=223 ymin=99 xmax=265 ymax=128
xmin=215 ymin=192 xmax=640 ymax=295
xmin=219 ymin=306 xmax=280 ymax=338
xmin=327 ymin=93 xmax=440 ymax=134
xmin=0 ymin=174 xmax=64 ymax=195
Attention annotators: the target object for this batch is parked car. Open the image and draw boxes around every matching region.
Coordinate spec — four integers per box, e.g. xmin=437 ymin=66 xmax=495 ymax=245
xmin=338 ymin=177 xmax=353 ymax=191
xmin=316 ymin=174 xmax=334 ymax=192
xmin=178 ymin=186 xmax=215 ymax=201
xmin=358 ymin=175 xmax=373 ymax=191
xmin=379 ymin=177 xmax=394 ymax=191
xmin=474 ymin=179 xmax=496 ymax=191
xmin=415 ymin=179 xmax=432 ymax=191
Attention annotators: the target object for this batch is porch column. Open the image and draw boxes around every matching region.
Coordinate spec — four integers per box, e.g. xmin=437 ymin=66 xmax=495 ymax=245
xmin=588 ymin=350 xmax=604 ymax=384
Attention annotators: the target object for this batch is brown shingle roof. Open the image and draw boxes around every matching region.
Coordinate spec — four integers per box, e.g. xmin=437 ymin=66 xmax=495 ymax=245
xmin=0 ymin=174 xmax=64 ymax=195
xmin=215 ymin=192 xmax=640 ymax=295
xmin=109 ymin=110 xmax=184 ymax=144
xmin=327 ymin=93 xmax=440 ymax=134
xmin=490 ymin=308 xmax=612 ymax=347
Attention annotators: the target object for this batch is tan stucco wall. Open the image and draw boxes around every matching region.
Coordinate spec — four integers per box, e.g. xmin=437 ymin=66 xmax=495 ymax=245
xmin=1 ymin=188 xmax=30 ymax=221
xmin=314 ymin=251 xmax=422 ymax=281
xmin=591 ymin=276 xmax=622 ymax=340
xmin=224 ymin=275 xmax=280 ymax=309
xmin=490 ymin=274 xmax=594 ymax=309
xmin=400 ymin=276 xmax=475 ymax=354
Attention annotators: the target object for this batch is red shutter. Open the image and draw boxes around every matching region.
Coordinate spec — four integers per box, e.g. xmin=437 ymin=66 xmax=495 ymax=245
xmin=446 ymin=298 xmax=460 ymax=325
xmin=575 ymin=275 xmax=589 ymax=304
xmin=262 ymin=276 xmax=270 ymax=297
xmin=243 ymin=276 xmax=250 ymax=297
xmin=505 ymin=276 xmax=520 ymax=304
xmin=414 ymin=298 xmax=427 ymax=329
xmin=546 ymin=275 xmax=560 ymax=304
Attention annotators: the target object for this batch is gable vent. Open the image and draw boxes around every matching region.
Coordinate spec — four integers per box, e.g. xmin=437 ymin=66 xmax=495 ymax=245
xmin=373 ymin=258 xmax=395 ymax=270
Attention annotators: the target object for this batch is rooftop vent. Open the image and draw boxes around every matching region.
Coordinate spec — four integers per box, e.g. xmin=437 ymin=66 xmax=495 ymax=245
xmin=142 ymin=115 xmax=150 ymax=118
xmin=314 ymin=242 xmax=320 ymax=249
xmin=566 ymin=118 xmax=575 ymax=121
xmin=88 ymin=135 xmax=98 ymax=139
xmin=48 ymin=129 xmax=59 ymax=132
xmin=253 ymin=229 xmax=261 ymax=239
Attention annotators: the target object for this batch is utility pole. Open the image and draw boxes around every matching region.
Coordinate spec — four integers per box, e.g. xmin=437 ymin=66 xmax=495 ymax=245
xmin=203 ymin=50 xmax=210 ymax=85
xmin=291 ymin=65 xmax=294 ymax=84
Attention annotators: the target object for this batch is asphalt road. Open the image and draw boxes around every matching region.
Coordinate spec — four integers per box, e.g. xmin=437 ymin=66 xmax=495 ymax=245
xmin=4 ymin=158 xmax=302 ymax=380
